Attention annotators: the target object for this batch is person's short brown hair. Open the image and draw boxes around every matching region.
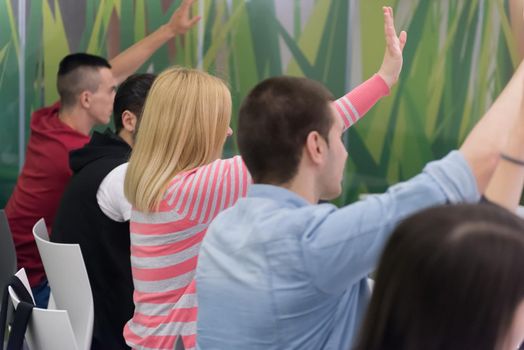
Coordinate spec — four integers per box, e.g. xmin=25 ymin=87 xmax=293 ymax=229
xmin=113 ymin=73 xmax=156 ymax=133
xmin=56 ymin=53 xmax=111 ymax=108
xmin=238 ymin=76 xmax=333 ymax=184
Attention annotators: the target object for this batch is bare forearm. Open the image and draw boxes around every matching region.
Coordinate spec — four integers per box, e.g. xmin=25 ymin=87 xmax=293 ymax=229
xmin=110 ymin=25 xmax=175 ymax=84
xmin=459 ymin=60 xmax=524 ymax=193
xmin=484 ymin=97 xmax=524 ymax=211
xmin=484 ymin=143 xmax=524 ymax=211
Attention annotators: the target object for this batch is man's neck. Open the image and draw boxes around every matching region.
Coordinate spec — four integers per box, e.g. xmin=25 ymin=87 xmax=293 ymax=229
xmin=58 ymin=106 xmax=94 ymax=136
xmin=281 ymin=172 xmax=319 ymax=204
xmin=118 ymin=130 xmax=134 ymax=147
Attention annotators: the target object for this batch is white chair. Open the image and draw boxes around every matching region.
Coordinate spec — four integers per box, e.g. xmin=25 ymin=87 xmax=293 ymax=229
xmin=8 ymin=268 xmax=78 ymax=350
xmin=32 ymin=219 xmax=94 ymax=350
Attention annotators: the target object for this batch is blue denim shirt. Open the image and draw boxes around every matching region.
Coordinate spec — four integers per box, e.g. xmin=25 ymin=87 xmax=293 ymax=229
xmin=196 ymin=151 xmax=480 ymax=350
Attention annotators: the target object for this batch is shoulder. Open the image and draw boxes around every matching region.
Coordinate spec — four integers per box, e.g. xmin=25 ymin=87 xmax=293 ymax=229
xmin=105 ymin=163 xmax=128 ymax=184
xmin=97 ymin=163 xmax=130 ymax=222
xmin=199 ymin=156 xmax=243 ymax=173
xmin=99 ymin=163 xmax=128 ymax=198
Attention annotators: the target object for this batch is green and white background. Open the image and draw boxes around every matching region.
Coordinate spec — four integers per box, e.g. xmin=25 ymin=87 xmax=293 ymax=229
xmin=0 ymin=0 xmax=520 ymax=207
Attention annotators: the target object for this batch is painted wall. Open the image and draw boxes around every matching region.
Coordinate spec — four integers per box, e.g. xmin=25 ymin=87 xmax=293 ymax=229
xmin=0 ymin=0 xmax=518 ymax=207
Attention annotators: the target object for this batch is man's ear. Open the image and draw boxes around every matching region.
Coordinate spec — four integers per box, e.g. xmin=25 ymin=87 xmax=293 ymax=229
xmin=79 ymin=91 xmax=91 ymax=109
xmin=121 ymin=110 xmax=138 ymax=133
xmin=304 ymin=131 xmax=327 ymax=166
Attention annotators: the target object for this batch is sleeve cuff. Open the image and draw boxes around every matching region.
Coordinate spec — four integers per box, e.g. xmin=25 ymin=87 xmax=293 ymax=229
xmin=423 ymin=150 xmax=481 ymax=204
xmin=371 ymin=74 xmax=391 ymax=97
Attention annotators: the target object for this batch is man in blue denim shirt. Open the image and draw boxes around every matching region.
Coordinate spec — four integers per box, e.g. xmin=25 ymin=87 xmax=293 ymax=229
xmin=196 ymin=10 xmax=524 ymax=350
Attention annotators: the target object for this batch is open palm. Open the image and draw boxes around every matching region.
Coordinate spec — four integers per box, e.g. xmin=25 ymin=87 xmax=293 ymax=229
xmin=167 ymin=0 xmax=201 ymax=36
xmin=378 ymin=7 xmax=407 ymax=88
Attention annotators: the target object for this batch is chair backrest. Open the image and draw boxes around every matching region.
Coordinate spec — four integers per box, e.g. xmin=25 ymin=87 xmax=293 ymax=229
xmin=32 ymin=219 xmax=94 ymax=350
xmin=10 ymin=269 xmax=35 ymax=304
xmin=32 ymin=218 xmax=49 ymax=240
xmin=0 ymin=209 xmax=17 ymax=296
xmin=8 ymin=269 xmax=79 ymax=350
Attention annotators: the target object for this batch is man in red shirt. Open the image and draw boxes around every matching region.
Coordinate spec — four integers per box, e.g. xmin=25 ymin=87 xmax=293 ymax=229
xmin=4 ymin=0 xmax=200 ymax=307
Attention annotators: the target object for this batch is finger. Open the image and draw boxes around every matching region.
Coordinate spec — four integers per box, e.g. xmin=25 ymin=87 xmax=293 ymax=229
xmin=179 ymin=0 xmax=196 ymax=14
xmin=383 ymin=7 xmax=396 ymax=40
xmin=383 ymin=7 xmax=388 ymax=38
xmin=188 ymin=16 xmax=201 ymax=28
xmin=389 ymin=7 xmax=396 ymax=32
xmin=399 ymin=31 xmax=407 ymax=51
xmin=383 ymin=7 xmax=391 ymax=31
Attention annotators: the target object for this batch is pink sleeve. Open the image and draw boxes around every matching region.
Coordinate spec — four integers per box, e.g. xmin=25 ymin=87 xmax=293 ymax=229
xmin=332 ymin=74 xmax=390 ymax=130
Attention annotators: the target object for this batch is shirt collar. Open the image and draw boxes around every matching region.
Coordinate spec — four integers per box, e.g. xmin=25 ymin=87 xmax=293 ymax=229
xmin=247 ymin=184 xmax=311 ymax=208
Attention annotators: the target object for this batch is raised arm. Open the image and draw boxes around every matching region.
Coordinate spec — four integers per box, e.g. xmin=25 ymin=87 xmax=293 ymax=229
xmin=305 ymin=58 xmax=524 ymax=290
xmin=304 ymin=7 xmax=524 ymax=295
xmin=333 ymin=6 xmax=407 ymax=130
xmin=483 ymin=70 xmax=524 ymax=211
xmin=459 ymin=60 xmax=524 ymax=194
xmin=482 ymin=6 xmax=524 ymax=211
xmin=110 ymin=0 xmax=201 ymax=84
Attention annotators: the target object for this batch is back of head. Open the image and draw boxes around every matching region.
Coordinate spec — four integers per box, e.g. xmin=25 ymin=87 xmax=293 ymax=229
xmin=124 ymin=66 xmax=231 ymax=212
xmin=113 ymin=73 xmax=156 ymax=133
xmin=238 ymin=76 xmax=333 ymax=185
xmin=355 ymin=204 xmax=524 ymax=350
xmin=57 ymin=53 xmax=111 ymax=108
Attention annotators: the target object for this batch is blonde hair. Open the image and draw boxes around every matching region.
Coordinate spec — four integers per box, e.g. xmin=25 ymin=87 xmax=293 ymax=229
xmin=124 ymin=67 xmax=232 ymax=212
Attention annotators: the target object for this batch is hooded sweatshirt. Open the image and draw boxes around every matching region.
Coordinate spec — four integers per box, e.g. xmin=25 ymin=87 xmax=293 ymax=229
xmin=5 ymin=102 xmax=90 ymax=287
xmin=52 ymin=129 xmax=133 ymax=350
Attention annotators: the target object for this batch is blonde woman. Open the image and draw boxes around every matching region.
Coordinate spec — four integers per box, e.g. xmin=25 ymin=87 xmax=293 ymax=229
xmin=123 ymin=8 xmax=406 ymax=350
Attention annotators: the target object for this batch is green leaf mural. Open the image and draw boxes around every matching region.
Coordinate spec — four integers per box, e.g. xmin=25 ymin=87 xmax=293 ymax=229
xmin=0 ymin=0 xmax=519 ymax=208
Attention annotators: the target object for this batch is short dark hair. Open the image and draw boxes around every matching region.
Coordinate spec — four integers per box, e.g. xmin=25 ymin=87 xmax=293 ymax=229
xmin=355 ymin=204 xmax=524 ymax=350
xmin=238 ymin=76 xmax=334 ymax=184
xmin=113 ymin=73 xmax=156 ymax=133
xmin=57 ymin=53 xmax=111 ymax=108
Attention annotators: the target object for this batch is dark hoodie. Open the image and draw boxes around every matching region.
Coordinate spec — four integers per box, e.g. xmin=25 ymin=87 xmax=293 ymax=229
xmin=52 ymin=129 xmax=132 ymax=350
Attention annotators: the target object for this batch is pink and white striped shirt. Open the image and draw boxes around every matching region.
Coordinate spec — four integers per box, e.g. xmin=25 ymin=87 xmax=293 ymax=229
xmin=123 ymin=74 xmax=389 ymax=350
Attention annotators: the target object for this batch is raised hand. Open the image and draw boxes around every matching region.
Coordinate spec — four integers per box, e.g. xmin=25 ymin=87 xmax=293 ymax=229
xmin=377 ymin=6 xmax=407 ymax=89
xmin=165 ymin=0 xmax=201 ymax=36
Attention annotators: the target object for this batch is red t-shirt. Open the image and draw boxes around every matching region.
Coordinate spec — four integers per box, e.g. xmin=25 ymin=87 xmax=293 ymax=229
xmin=5 ymin=102 xmax=90 ymax=286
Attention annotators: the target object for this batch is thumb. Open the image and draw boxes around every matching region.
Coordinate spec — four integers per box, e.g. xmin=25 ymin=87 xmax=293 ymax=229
xmin=399 ymin=31 xmax=407 ymax=51
xmin=188 ymin=16 xmax=201 ymax=28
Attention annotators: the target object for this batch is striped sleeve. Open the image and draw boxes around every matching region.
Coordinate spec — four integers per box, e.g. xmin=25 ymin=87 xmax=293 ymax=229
xmin=175 ymin=156 xmax=251 ymax=224
xmin=211 ymin=156 xmax=251 ymax=221
xmin=332 ymin=74 xmax=390 ymax=130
